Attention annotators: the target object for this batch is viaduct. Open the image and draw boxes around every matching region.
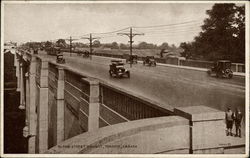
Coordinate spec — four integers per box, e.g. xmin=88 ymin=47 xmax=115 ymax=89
xmin=10 ymin=48 xmax=245 ymax=154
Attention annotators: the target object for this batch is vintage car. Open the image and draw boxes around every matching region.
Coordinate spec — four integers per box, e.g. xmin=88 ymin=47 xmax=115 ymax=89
xmin=143 ymin=56 xmax=156 ymax=66
xmin=126 ymin=55 xmax=138 ymax=64
xmin=82 ymin=50 xmax=90 ymax=58
xmin=125 ymin=54 xmax=138 ymax=64
xmin=207 ymin=60 xmax=233 ymax=78
xmin=109 ymin=60 xmax=130 ymax=78
xmin=76 ymin=50 xmax=82 ymax=56
xmin=56 ymin=53 xmax=65 ymax=64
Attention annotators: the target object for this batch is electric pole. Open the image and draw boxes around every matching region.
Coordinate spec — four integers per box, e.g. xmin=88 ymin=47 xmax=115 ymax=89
xmin=66 ymin=36 xmax=78 ymax=56
xmin=118 ymin=27 xmax=144 ymax=67
xmin=70 ymin=36 xmax=72 ymax=56
xmin=81 ymin=34 xmax=100 ymax=60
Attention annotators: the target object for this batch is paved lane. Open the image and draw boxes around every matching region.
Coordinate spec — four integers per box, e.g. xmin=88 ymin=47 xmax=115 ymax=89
xmin=58 ymin=54 xmax=245 ymax=115
xmin=38 ymin=51 xmax=245 ymax=114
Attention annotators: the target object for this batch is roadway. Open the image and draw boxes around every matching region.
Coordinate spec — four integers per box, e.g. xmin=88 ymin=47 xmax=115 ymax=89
xmin=38 ymin=51 xmax=245 ymax=113
xmin=40 ymin=52 xmax=245 ymax=115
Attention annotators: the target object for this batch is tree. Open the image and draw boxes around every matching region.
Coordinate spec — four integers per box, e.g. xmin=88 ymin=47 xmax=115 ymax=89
xmin=56 ymin=39 xmax=67 ymax=48
xmin=45 ymin=41 xmax=52 ymax=48
xmin=111 ymin=42 xmax=119 ymax=49
xmin=158 ymin=42 xmax=170 ymax=50
xmin=138 ymin=42 xmax=156 ymax=49
xmin=93 ymin=40 xmax=101 ymax=48
xmin=120 ymin=43 xmax=129 ymax=49
xmin=188 ymin=4 xmax=245 ymax=62
xmin=180 ymin=42 xmax=193 ymax=59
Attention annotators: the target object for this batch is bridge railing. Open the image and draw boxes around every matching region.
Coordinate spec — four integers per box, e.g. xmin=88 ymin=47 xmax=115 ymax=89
xmin=99 ymin=83 xmax=172 ymax=127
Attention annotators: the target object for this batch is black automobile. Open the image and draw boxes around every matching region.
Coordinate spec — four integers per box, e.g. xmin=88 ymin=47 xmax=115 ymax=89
xmin=125 ymin=55 xmax=138 ymax=64
xmin=143 ymin=56 xmax=156 ymax=66
xmin=82 ymin=50 xmax=90 ymax=58
xmin=76 ymin=50 xmax=82 ymax=56
xmin=56 ymin=53 xmax=65 ymax=64
xmin=109 ymin=60 xmax=130 ymax=78
xmin=207 ymin=60 xmax=233 ymax=78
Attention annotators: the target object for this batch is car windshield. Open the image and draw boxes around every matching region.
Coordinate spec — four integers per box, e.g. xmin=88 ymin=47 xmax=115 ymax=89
xmin=224 ymin=62 xmax=231 ymax=68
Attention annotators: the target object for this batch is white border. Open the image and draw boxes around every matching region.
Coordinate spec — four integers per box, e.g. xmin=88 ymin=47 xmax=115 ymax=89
xmin=1 ymin=1 xmax=249 ymax=158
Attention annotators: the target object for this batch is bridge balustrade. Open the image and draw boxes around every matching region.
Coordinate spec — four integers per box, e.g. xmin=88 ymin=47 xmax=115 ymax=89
xmin=99 ymin=83 xmax=171 ymax=126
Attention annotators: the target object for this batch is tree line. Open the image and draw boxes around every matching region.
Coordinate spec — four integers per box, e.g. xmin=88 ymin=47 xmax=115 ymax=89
xmin=21 ymin=40 xmax=181 ymax=51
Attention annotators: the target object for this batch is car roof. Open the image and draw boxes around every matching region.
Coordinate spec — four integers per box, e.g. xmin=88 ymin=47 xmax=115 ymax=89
xmin=217 ymin=60 xmax=231 ymax=62
xmin=111 ymin=60 xmax=123 ymax=62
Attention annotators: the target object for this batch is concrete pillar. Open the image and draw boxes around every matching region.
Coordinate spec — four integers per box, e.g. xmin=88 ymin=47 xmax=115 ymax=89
xmin=25 ymin=72 xmax=30 ymax=125
xmin=28 ymin=56 xmax=37 ymax=153
xmin=15 ymin=52 xmax=20 ymax=91
xmin=82 ymin=78 xmax=100 ymax=132
xmin=36 ymin=59 xmax=49 ymax=153
xmin=19 ymin=59 xmax=25 ymax=110
xmin=236 ymin=63 xmax=238 ymax=72
xmin=56 ymin=66 xmax=65 ymax=144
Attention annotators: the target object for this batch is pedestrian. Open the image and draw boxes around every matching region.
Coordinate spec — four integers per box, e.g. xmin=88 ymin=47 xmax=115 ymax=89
xmin=225 ymin=107 xmax=233 ymax=136
xmin=233 ymin=108 xmax=243 ymax=137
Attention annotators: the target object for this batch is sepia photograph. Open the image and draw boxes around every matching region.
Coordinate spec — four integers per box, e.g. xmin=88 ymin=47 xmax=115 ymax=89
xmin=1 ymin=0 xmax=249 ymax=157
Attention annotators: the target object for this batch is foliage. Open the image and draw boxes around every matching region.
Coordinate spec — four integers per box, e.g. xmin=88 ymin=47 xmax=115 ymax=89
xmin=180 ymin=4 xmax=245 ymax=63
xmin=56 ymin=39 xmax=67 ymax=48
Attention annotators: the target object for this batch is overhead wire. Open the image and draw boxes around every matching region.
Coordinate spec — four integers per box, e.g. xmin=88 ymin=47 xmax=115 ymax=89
xmin=51 ymin=20 xmax=203 ymax=42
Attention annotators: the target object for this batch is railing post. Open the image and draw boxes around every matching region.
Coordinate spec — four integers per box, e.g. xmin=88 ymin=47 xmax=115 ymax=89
xmin=82 ymin=78 xmax=100 ymax=132
xmin=56 ymin=66 xmax=65 ymax=144
xmin=36 ymin=58 xmax=49 ymax=153
xmin=236 ymin=63 xmax=238 ymax=72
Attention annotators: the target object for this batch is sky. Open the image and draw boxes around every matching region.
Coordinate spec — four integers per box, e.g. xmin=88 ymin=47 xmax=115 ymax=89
xmin=3 ymin=2 xmax=215 ymax=46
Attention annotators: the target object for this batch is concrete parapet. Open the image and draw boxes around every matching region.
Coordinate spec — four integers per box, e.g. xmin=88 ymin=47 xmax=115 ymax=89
xmin=174 ymin=105 xmax=226 ymax=154
xmin=45 ymin=116 xmax=189 ymax=154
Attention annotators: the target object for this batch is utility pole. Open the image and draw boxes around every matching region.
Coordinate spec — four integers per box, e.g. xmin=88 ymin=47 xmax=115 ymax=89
xmin=81 ymin=34 xmax=100 ymax=60
xmin=66 ymin=36 xmax=78 ymax=56
xmin=118 ymin=27 xmax=144 ymax=67
xmin=70 ymin=36 xmax=72 ymax=56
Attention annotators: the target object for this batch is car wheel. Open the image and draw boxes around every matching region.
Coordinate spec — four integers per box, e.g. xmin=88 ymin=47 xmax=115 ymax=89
xmin=127 ymin=72 xmax=130 ymax=78
xmin=228 ymin=73 xmax=233 ymax=79
xmin=207 ymin=70 xmax=211 ymax=76
xmin=216 ymin=73 xmax=219 ymax=78
xmin=109 ymin=70 xmax=112 ymax=77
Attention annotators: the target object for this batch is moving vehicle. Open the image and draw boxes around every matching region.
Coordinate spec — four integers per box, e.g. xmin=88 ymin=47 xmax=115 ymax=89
xmin=109 ymin=60 xmax=130 ymax=78
xmin=82 ymin=50 xmax=90 ymax=58
xmin=125 ymin=55 xmax=138 ymax=64
xmin=143 ymin=56 xmax=156 ymax=66
xmin=56 ymin=53 xmax=65 ymax=64
xmin=207 ymin=60 xmax=233 ymax=78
